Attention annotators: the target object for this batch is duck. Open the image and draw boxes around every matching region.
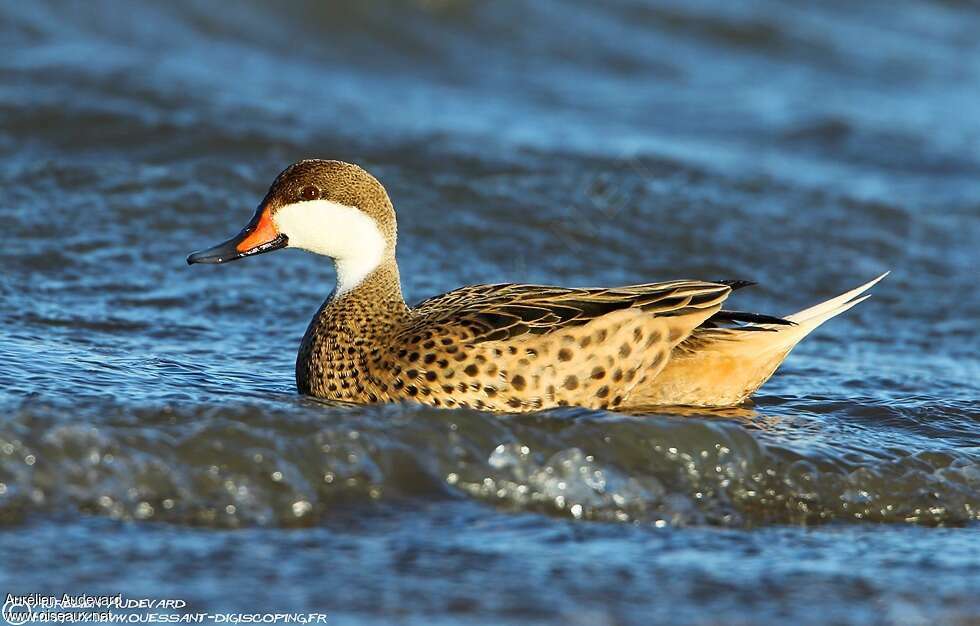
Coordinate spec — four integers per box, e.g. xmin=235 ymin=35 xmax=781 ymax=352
xmin=187 ymin=159 xmax=887 ymax=411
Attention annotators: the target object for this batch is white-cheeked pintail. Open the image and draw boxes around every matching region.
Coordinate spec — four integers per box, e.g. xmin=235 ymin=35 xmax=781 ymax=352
xmin=188 ymin=160 xmax=887 ymax=410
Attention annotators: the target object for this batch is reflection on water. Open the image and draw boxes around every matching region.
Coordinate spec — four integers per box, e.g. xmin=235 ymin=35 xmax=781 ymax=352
xmin=623 ymin=404 xmax=764 ymax=421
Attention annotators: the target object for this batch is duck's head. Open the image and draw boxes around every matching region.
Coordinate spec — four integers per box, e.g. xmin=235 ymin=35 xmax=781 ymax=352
xmin=187 ymin=159 xmax=397 ymax=294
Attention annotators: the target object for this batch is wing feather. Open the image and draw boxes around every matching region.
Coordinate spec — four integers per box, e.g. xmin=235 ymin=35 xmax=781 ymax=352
xmin=404 ymin=280 xmax=733 ymax=345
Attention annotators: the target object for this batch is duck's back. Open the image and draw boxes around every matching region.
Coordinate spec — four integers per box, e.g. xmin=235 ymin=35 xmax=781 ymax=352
xmin=298 ymin=280 xmax=733 ymax=411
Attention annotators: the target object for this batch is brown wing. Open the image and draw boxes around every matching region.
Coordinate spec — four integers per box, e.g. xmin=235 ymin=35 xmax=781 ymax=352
xmin=405 ymin=280 xmax=733 ymax=345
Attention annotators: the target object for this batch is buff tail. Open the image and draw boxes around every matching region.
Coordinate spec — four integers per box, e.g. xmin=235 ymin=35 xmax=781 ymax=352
xmin=626 ymin=273 xmax=889 ymax=407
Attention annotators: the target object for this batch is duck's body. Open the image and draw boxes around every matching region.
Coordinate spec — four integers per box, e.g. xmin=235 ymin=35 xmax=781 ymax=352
xmin=188 ymin=159 xmax=886 ymax=410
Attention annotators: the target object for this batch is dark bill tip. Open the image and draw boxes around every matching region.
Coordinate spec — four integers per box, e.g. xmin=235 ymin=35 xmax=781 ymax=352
xmin=187 ymin=234 xmax=288 ymax=265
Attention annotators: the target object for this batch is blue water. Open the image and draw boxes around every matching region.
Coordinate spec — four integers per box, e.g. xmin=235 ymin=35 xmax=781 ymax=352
xmin=1 ymin=1 xmax=978 ymax=624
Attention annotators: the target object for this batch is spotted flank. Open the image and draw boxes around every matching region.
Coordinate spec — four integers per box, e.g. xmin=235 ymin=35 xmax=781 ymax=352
xmin=385 ymin=281 xmax=729 ymax=411
xmin=188 ymin=159 xmax=888 ymax=410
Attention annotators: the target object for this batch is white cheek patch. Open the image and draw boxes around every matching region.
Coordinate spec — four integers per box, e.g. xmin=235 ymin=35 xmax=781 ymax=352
xmin=273 ymin=200 xmax=386 ymax=295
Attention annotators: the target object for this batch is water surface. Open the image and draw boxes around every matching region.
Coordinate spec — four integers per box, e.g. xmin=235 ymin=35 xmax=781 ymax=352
xmin=1 ymin=1 xmax=979 ymax=624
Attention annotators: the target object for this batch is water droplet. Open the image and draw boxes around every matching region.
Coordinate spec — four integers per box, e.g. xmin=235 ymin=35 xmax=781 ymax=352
xmin=271 ymin=471 xmax=283 ymax=482
xmin=291 ymin=500 xmax=312 ymax=516
xmin=24 ymin=454 xmax=35 ymax=466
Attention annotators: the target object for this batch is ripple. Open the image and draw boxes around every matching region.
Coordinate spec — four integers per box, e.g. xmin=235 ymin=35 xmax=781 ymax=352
xmin=0 ymin=401 xmax=976 ymax=529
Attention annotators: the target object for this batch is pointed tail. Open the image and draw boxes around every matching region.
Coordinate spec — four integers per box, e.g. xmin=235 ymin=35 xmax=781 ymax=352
xmin=784 ymin=271 xmax=888 ymax=327
xmin=625 ymin=272 xmax=889 ymax=407
xmin=745 ymin=270 xmax=890 ymax=361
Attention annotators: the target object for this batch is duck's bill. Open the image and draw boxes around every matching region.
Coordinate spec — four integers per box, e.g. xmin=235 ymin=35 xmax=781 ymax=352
xmin=186 ymin=206 xmax=288 ymax=265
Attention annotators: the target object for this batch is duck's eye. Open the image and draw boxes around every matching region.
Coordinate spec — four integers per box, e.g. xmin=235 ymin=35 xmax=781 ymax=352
xmin=299 ymin=185 xmax=319 ymax=201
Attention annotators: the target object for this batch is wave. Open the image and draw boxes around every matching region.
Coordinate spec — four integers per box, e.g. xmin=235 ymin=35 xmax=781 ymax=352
xmin=1 ymin=400 xmax=976 ymax=528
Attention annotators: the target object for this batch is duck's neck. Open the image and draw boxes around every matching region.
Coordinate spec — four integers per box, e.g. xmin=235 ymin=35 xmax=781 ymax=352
xmin=296 ymin=256 xmax=409 ymax=396
xmin=306 ymin=255 xmax=409 ymax=345
xmin=330 ymin=255 xmax=407 ymax=316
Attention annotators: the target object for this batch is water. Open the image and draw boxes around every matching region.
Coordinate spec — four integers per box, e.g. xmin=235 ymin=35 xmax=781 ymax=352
xmin=1 ymin=0 xmax=979 ymax=624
